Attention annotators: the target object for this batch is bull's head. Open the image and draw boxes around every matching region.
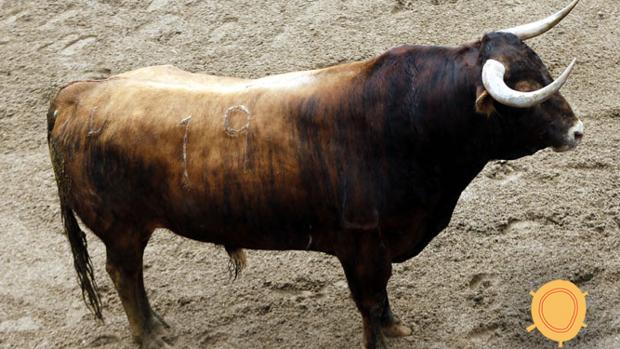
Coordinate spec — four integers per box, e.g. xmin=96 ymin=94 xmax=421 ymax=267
xmin=474 ymin=0 xmax=583 ymax=157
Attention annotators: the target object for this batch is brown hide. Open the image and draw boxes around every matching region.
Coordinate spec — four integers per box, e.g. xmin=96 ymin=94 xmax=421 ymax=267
xmin=50 ymin=63 xmax=378 ymax=252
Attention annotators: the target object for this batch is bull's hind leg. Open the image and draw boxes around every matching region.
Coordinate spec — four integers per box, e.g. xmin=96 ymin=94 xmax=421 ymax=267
xmin=104 ymin=228 xmax=172 ymax=349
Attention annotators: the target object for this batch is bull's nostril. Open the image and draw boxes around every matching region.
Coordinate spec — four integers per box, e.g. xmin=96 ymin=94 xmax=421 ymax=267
xmin=574 ymin=131 xmax=584 ymax=141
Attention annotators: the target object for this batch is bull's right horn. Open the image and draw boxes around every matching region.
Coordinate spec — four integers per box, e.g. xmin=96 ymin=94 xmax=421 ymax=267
xmin=482 ymin=58 xmax=577 ymax=108
xmin=499 ymin=0 xmax=581 ymax=40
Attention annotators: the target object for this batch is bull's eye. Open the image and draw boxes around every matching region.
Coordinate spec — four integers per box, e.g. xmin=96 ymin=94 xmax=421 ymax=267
xmin=514 ymin=81 xmax=542 ymax=93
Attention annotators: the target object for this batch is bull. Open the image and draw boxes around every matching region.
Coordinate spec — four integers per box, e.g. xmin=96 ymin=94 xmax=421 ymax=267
xmin=47 ymin=1 xmax=584 ymax=348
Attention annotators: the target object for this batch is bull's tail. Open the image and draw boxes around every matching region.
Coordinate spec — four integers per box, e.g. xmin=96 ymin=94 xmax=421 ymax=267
xmin=225 ymin=246 xmax=247 ymax=280
xmin=47 ymin=106 xmax=103 ymax=320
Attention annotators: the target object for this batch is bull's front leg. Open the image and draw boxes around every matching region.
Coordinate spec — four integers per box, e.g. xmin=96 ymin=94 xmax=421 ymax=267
xmin=381 ymin=294 xmax=412 ymax=338
xmin=337 ymin=231 xmax=393 ymax=349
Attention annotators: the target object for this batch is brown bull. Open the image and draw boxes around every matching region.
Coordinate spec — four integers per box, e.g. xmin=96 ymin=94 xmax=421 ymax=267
xmin=48 ymin=1 xmax=584 ymax=348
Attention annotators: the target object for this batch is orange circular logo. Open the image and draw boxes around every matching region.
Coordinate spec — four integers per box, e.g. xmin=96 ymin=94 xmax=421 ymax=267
xmin=527 ymin=280 xmax=588 ymax=347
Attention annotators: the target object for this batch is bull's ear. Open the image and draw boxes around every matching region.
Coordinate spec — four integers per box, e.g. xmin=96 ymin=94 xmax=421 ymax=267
xmin=475 ymin=86 xmax=495 ymax=116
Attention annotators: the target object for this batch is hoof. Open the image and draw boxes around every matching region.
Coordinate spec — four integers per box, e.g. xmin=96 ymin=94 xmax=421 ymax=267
xmin=141 ymin=335 xmax=173 ymax=349
xmin=382 ymin=322 xmax=412 ymax=338
xmin=139 ymin=315 xmax=175 ymax=349
xmin=361 ymin=334 xmax=389 ymax=349
xmin=360 ymin=341 xmax=390 ymax=349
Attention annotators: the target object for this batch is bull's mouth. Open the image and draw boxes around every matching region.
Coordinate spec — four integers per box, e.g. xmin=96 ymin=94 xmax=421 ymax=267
xmin=552 ymin=135 xmax=583 ymax=152
xmin=552 ymin=143 xmax=578 ymax=152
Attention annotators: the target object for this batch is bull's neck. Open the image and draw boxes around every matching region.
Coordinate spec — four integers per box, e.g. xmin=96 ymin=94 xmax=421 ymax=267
xmin=366 ymin=44 xmax=494 ymax=190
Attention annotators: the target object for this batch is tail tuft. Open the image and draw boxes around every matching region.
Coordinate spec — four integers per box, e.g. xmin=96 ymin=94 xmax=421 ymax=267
xmin=225 ymin=246 xmax=247 ymax=280
xmin=62 ymin=206 xmax=103 ymax=320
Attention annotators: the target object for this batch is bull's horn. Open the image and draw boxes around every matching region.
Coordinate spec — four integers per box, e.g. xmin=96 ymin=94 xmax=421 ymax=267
xmin=482 ymin=58 xmax=577 ymax=108
xmin=499 ymin=0 xmax=580 ymax=40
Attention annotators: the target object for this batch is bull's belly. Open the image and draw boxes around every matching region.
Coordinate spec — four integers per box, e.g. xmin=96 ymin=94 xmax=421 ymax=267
xmin=158 ymin=182 xmax=341 ymax=251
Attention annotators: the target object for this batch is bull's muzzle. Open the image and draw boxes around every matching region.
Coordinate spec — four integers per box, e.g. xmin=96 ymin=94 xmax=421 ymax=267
xmin=554 ymin=120 xmax=584 ymax=152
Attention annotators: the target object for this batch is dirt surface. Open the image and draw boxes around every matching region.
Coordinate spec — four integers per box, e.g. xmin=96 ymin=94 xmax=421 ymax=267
xmin=1 ymin=0 xmax=619 ymax=348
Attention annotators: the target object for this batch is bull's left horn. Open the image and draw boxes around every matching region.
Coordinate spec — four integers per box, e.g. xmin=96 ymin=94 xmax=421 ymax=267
xmin=499 ymin=0 xmax=580 ymax=40
xmin=482 ymin=58 xmax=577 ymax=108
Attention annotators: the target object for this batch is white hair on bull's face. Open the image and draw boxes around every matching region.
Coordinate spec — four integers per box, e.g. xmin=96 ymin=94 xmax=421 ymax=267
xmin=138 ymin=69 xmax=317 ymax=94
xmin=554 ymin=120 xmax=584 ymax=153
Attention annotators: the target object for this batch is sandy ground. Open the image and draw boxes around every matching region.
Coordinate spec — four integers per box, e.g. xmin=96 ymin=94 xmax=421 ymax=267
xmin=1 ymin=0 xmax=619 ymax=348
